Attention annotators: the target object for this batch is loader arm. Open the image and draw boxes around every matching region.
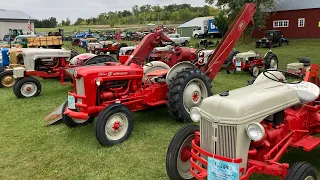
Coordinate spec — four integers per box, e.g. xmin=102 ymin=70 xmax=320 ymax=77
xmin=204 ymin=3 xmax=256 ymax=80
xmin=124 ymin=30 xmax=172 ymax=66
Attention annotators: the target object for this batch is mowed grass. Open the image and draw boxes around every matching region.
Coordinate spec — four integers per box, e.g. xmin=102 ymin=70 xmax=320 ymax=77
xmin=0 ymin=39 xmax=320 ymax=180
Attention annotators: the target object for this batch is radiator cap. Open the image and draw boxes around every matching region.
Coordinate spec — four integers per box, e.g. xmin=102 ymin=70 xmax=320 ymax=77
xmin=219 ymin=90 xmax=229 ymax=96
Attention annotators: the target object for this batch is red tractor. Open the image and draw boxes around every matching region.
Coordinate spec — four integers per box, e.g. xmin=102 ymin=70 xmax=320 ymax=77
xmin=226 ymin=50 xmax=279 ymax=77
xmin=46 ymin=3 xmax=258 ymax=147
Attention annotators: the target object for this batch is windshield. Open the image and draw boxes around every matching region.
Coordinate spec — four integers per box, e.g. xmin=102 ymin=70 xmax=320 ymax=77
xmin=168 ymin=34 xmax=178 ymax=38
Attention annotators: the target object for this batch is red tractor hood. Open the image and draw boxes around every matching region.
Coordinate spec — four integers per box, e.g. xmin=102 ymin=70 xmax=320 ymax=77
xmin=74 ymin=64 xmax=143 ymax=79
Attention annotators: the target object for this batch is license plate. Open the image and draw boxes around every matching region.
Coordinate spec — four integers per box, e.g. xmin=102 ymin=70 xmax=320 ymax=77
xmin=236 ymin=61 xmax=241 ymax=67
xmin=207 ymin=157 xmax=239 ymax=180
xmin=236 ymin=67 xmax=241 ymax=71
xmin=68 ymin=95 xmax=76 ymax=109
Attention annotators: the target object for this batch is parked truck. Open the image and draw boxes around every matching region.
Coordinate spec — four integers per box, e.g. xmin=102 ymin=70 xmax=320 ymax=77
xmin=193 ymin=19 xmax=220 ymax=38
xmin=165 ymin=34 xmax=191 ymax=46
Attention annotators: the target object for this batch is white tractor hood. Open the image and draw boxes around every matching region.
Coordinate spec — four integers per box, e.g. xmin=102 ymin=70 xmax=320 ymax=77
xmin=198 ymin=81 xmax=300 ymax=124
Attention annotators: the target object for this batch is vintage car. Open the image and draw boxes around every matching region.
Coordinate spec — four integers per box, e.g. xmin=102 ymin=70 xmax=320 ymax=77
xmin=256 ymin=30 xmax=283 ymax=48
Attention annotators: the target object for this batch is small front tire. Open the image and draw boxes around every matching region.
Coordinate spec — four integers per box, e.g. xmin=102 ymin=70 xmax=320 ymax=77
xmin=0 ymin=70 xmax=15 ymax=88
xmin=250 ymin=64 xmax=260 ymax=77
xmin=62 ymin=101 xmax=94 ymax=128
xmin=226 ymin=62 xmax=236 ymax=74
xmin=166 ymin=125 xmax=199 ymax=180
xmin=285 ymin=162 xmax=318 ymax=180
xmin=13 ymin=77 xmax=41 ymax=98
xmin=94 ymin=104 xmax=134 ymax=146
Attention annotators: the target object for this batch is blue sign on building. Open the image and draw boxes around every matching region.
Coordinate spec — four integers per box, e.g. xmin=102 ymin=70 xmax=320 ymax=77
xmin=208 ymin=19 xmax=219 ymax=33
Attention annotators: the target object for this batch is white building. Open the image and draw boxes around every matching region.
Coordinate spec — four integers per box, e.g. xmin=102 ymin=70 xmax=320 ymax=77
xmin=0 ymin=9 xmax=35 ymax=39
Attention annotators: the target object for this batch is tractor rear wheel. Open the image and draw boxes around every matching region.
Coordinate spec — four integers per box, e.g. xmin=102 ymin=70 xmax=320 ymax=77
xmin=62 ymin=101 xmax=94 ymax=128
xmin=13 ymin=77 xmax=41 ymax=98
xmin=0 ymin=70 xmax=15 ymax=88
xmin=285 ymin=162 xmax=317 ymax=180
xmin=167 ymin=68 xmax=212 ymax=122
xmin=166 ymin=125 xmax=198 ymax=180
xmin=94 ymin=104 xmax=133 ymax=146
xmin=264 ymin=53 xmax=279 ymax=70
xmin=226 ymin=50 xmax=240 ymax=64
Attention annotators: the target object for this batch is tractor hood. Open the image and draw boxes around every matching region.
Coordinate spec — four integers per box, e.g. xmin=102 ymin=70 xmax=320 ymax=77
xmin=74 ymin=64 xmax=143 ymax=79
xmin=198 ymin=81 xmax=300 ymax=124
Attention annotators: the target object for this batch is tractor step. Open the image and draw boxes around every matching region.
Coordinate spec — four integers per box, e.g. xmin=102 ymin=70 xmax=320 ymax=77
xmin=291 ymin=136 xmax=320 ymax=152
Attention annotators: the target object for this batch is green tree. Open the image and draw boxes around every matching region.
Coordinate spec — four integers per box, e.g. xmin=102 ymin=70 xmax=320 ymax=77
xmin=65 ymin=18 xmax=71 ymax=26
xmin=213 ymin=9 xmax=228 ymax=36
xmin=205 ymin=0 xmax=276 ymax=30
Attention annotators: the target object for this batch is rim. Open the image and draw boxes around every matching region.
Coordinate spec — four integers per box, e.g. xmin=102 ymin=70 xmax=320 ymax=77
xmin=183 ymin=78 xmax=208 ymax=113
xmin=20 ymin=82 xmax=37 ymax=97
xmin=105 ymin=112 xmax=129 ymax=141
xmin=304 ymin=176 xmax=314 ymax=180
xmin=269 ymin=59 xmax=278 ymax=70
xmin=1 ymin=75 xmax=15 ymax=87
xmin=253 ymin=66 xmax=260 ymax=77
xmin=177 ymin=134 xmax=195 ymax=179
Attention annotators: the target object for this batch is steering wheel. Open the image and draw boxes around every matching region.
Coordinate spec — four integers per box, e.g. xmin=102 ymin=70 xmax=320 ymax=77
xmin=262 ymin=69 xmax=303 ymax=84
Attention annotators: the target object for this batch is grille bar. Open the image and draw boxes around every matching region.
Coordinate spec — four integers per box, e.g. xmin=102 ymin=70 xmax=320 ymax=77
xmin=200 ymin=119 xmax=237 ymax=159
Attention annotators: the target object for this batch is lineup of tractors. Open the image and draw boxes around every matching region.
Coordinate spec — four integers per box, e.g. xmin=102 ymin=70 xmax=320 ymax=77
xmin=0 ymin=2 xmax=319 ymax=180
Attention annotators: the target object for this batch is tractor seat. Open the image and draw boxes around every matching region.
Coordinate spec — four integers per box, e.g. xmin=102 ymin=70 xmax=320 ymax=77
xmin=299 ymin=58 xmax=311 ymax=66
xmin=287 ymin=81 xmax=320 ymax=104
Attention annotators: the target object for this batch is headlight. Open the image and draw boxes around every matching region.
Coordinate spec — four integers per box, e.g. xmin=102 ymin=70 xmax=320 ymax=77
xmin=95 ymin=78 xmax=101 ymax=86
xmin=246 ymin=122 xmax=265 ymax=141
xmin=74 ymin=70 xmax=77 ymax=78
xmin=190 ymin=107 xmax=201 ymax=122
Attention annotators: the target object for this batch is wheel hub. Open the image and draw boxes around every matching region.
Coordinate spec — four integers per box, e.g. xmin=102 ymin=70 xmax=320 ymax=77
xmin=105 ymin=113 xmax=128 ymax=141
xmin=183 ymin=83 xmax=202 ymax=111
xmin=20 ymin=82 xmax=37 ymax=97
xmin=112 ymin=121 xmax=121 ymax=131
xmin=180 ymin=146 xmax=191 ymax=162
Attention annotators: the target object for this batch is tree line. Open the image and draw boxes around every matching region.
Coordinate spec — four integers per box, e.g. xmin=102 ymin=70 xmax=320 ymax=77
xmin=34 ymin=17 xmax=58 ymax=28
xmin=68 ymin=4 xmax=218 ymax=27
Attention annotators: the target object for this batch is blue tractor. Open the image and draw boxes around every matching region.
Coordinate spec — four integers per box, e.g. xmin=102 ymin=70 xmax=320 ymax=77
xmin=0 ymin=48 xmax=10 ymax=72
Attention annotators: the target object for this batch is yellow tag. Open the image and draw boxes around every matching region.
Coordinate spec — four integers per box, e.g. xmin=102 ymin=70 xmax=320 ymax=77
xmin=319 ymin=22 xmax=320 ymax=27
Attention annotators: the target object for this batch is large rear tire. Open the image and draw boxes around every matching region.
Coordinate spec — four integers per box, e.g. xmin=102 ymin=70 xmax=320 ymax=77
xmin=264 ymin=52 xmax=279 ymax=70
xmin=226 ymin=50 xmax=240 ymax=64
xmin=167 ymin=68 xmax=212 ymax=122
xmin=166 ymin=125 xmax=199 ymax=180
xmin=285 ymin=162 xmax=317 ymax=180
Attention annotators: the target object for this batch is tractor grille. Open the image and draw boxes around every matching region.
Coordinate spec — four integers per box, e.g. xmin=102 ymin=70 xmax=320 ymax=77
xmin=75 ymin=77 xmax=85 ymax=104
xmin=200 ymin=119 xmax=237 ymax=159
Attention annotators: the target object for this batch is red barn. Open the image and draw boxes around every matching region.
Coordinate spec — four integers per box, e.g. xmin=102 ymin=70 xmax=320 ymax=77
xmin=252 ymin=0 xmax=320 ymax=38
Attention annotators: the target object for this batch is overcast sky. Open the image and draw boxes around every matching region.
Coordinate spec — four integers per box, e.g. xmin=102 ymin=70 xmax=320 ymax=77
xmin=3 ymin=0 xmax=209 ymax=23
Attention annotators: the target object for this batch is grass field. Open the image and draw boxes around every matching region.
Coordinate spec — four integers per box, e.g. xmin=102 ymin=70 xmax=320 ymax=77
xmin=0 ymin=38 xmax=320 ymax=180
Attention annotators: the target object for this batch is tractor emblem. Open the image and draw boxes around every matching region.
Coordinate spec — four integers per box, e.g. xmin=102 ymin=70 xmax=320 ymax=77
xmin=238 ymin=20 xmax=245 ymax=31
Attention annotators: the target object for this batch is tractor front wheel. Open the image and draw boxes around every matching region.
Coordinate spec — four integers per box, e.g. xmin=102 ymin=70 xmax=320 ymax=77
xmin=167 ymin=68 xmax=212 ymax=122
xmin=226 ymin=62 xmax=236 ymax=74
xmin=250 ymin=64 xmax=260 ymax=77
xmin=13 ymin=77 xmax=41 ymax=98
xmin=62 ymin=101 xmax=94 ymax=128
xmin=166 ymin=125 xmax=199 ymax=180
xmin=0 ymin=70 xmax=15 ymax=88
xmin=94 ymin=104 xmax=133 ymax=146
xmin=285 ymin=162 xmax=317 ymax=180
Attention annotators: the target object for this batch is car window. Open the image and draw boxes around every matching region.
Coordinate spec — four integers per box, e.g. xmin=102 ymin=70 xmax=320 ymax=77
xmin=175 ymin=35 xmax=179 ymax=38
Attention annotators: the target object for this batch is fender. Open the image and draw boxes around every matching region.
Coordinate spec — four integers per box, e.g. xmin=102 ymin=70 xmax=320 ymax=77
xmin=166 ymin=61 xmax=197 ymax=85
xmin=143 ymin=61 xmax=170 ymax=81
